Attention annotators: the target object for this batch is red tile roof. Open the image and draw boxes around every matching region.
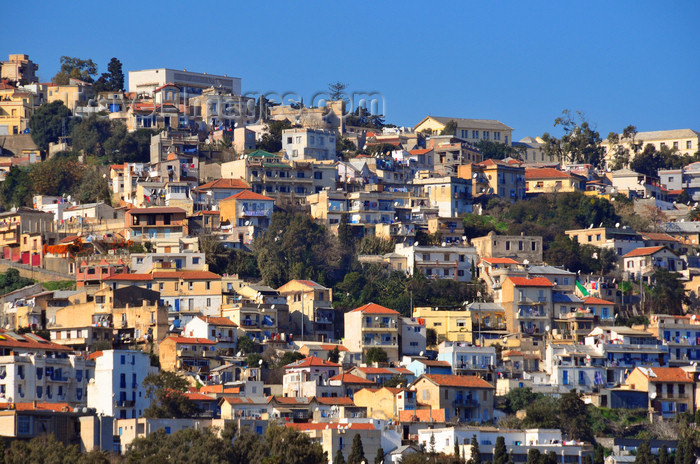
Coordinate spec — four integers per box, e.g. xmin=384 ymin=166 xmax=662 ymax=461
xmin=285 ymin=356 xmax=340 ymax=369
xmin=126 ymin=207 xmax=187 ymax=215
xmin=329 ymin=373 xmax=375 ymax=384
xmin=202 ymin=385 xmax=241 ymax=395
xmin=350 ymin=303 xmax=399 ymax=314
xmin=197 ymin=316 xmax=237 ymax=327
xmin=286 ymin=422 xmax=375 ymax=431
xmin=225 ymin=190 xmax=274 ymax=201
xmin=320 ymin=344 xmax=348 ymax=352
xmin=399 ymin=408 xmax=447 ymax=423
xmin=421 ymin=374 xmax=494 ymax=389
xmin=151 ymin=270 xmax=221 ymax=280
xmin=636 ymin=367 xmax=693 ymax=383
xmin=0 ymin=330 xmax=72 ymax=352
xmin=105 ymin=273 xmax=153 ymax=281
xmin=164 ymin=336 xmax=216 ymax=345
xmin=313 ymin=396 xmax=356 ymax=406
xmin=194 ymin=178 xmax=250 ymax=191
xmin=641 ymin=232 xmax=679 ymax=242
xmin=525 ymin=168 xmax=577 ymax=180
xmin=417 ymin=360 xmax=451 ymax=367
xmin=506 ymin=276 xmax=553 ymax=287
xmin=0 ymin=402 xmax=73 ymax=412
xmin=480 ymin=257 xmax=519 ymax=265
xmin=409 ymin=148 xmax=433 ymax=155
xmin=583 ymin=297 xmax=615 ymax=305
xmin=622 ymin=246 xmax=666 ymax=258
xmin=185 ymin=392 xmax=217 ymax=401
xmin=222 ymin=397 xmax=268 ymax=405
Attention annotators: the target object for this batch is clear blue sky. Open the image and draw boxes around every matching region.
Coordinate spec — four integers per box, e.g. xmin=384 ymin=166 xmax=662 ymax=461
xmin=5 ymin=0 xmax=699 ymax=141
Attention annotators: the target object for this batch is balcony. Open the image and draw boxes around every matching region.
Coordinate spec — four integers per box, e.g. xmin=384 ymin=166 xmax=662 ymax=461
xmin=363 ymin=321 xmax=398 ymax=330
xmin=454 ymin=397 xmax=479 ymax=408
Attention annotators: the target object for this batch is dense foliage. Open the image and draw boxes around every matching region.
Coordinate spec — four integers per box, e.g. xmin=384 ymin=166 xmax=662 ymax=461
xmin=0 ymin=269 xmax=35 ymax=296
xmin=142 ymin=371 xmax=199 ymax=419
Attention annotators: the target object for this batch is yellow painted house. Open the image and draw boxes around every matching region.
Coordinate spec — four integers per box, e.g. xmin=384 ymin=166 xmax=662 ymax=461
xmin=414 ymin=116 xmax=513 ymax=146
xmin=525 ymin=167 xmax=586 ymax=195
xmin=0 ymin=85 xmax=35 ymax=135
xmin=353 ymin=386 xmax=416 ymax=421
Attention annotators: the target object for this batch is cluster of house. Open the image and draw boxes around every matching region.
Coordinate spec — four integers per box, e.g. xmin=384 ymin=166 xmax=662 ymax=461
xmin=0 ymin=54 xmax=699 ymax=460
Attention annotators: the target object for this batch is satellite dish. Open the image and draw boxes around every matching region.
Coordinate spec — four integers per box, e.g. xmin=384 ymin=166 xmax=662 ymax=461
xmin=419 ymin=351 xmax=424 ymax=356
xmin=615 ymin=223 xmax=620 ymax=228
xmin=545 ymin=325 xmax=551 ymax=332
xmin=245 ymin=220 xmax=250 ymax=226
xmin=236 ymin=351 xmax=242 ymax=357
xmin=650 ymin=392 xmax=657 ymax=399
xmin=258 ymin=359 xmax=263 ymax=366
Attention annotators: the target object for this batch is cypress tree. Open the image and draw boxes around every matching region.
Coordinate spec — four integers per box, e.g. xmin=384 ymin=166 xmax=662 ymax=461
xmin=347 ymin=433 xmax=366 ymax=464
xmin=493 ymin=436 xmax=508 ymax=464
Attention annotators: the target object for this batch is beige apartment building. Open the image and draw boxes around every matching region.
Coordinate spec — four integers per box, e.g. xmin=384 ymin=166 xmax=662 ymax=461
xmin=414 ymin=116 xmax=513 ymax=146
xmin=601 ymin=129 xmax=700 ymax=165
xmin=458 ymin=159 xmax=526 ymax=202
xmin=344 ymin=303 xmax=400 ymax=362
xmin=471 ymin=231 xmax=543 ymax=263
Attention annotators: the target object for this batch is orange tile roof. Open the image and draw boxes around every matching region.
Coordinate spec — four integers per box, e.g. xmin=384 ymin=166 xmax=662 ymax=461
xmin=197 ymin=316 xmax=237 ymax=327
xmin=201 ymin=385 xmax=241 ymax=395
xmin=502 ymin=350 xmax=524 ymax=357
xmin=105 ymin=273 xmax=153 ymax=281
xmin=320 ymin=344 xmax=348 ymax=352
xmin=409 ymin=148 xmax=433 ymax=155
xmin=399 ymin=408 xmax=447 ymax=423
xmin=226 ymin=190 xmax=274 ymax=201
xmin=329 ymin=373 xmax=375 ymax=384
xmin=164 ymin=336 xmax=216 ymax=345
xmin=222 ymin=396 xmax=264 ymax=405
xmin=152 ymin=270 xmax=221 ymax=280
xmin=0 ymin=330 xmax=72 ymax=352
xmin=506 ymin=276 xmax=553 ymax=287
xmin=313 ymin=396 xmax=355 ymax=406
xmin=0 ymin=402 xmax=73 ymax=412
xmin=525 ymin=168 xmax=577 ymax=180
xmin=583 ymin=297 xmax=615 ymax=305
xmin=421 ymin=374 xmax=494 ymax=389
xmin=268 ymin=396 xmax=310 ymax=405
xmin=636 ymin=367 xmax=693 ymax=383
xmin=480 ymin=257 xmax=519 ymax=265
xmin=195 ymin=178 xmax=250 ymax=191
xmin=127 ymin=207 xmax=187 ymax=215
xmin=349 ymin=303 xmax=399 ymax=314
xmin=641 ymin=232 xmax=680 ymax=242
xmin=417 ymin=360 xmax=451 ymax=367
xmin=186 ymin=392 xmax=217 ymax=401
xmin=285 ymin=356 xmax=340 ymax=369
xmin=622 ymin=246 xmax=666 ymax=258
xmin=286 ymin=422 xmax=375 ymax=431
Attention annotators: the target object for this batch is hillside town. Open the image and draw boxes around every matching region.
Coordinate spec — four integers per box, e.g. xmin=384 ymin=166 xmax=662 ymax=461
xmin=0 ymin=53 xmax=697 ymax=463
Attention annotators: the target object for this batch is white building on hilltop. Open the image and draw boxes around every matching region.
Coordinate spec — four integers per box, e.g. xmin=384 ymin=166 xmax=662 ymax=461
xmin=128 ymin=68 xmax=241 ymax=96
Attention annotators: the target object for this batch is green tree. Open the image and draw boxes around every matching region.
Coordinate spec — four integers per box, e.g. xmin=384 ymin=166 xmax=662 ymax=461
xmin=74 ymin=166 xmax=111 ymax=205
xmin=467 ymin=435 xmax=481 ymax=464
xmin=527 ymin=449 xmax=541 ymax=464
xmin=237 ymin=335 xmax=256 ymax=354
xmin=93 ymin=57 xmax=125 ymax=92
xmin=357 ymin=235 xmax=394 ymax=255
xmin=594 ymin=446 xmax=604 ymax=464
xmin=70 ymin=115 xmax=112 ymax=156
xmin=3 ymin=434 xmax=85 ymax=464
xmin=493 ymin=436 xmax=507 ymax=464
xmin=0 ymin=166 xmax=32 ymax=208
xmin=365 ymin=347 xmax=388 ymax=364
xmin=246 ymin=352 xmax=265 ymax=368
xmin=658 ymin=445 xmax=669 ymax=464
xmin=52 ymin=56 xmax=98 ymax=84
xmin=277 ymin=350 xmax=304 ymax=367
xmin=328 ymin=346 xmax=341 ymax=363
xmin=475 ymin=140 xmax=526 ymax=161
xmin=374 ymin=447 xmax=385 ymax=464
xmin=558 ymin=390 xmax=592 ymax=441
xmin=647 ymin=268 xmax=687 ymax=315
xmin=384 ymin=374 xmax=408 ymax=388
xmin=29 ymin=156 xmax=84 ymax=197
xmin=334 ymin=449 xmax=347 ymax=464
xmin=633 ymin=439 xmax=655 ymax=464
xmin=328 ymin=81 xmax=347 ymax=101
xmin=142 ymin=370 xmax=199 ymax=418
xmin=583 ymin=456 xmax=593 ymax=464
xmin=426 ymin=328 xmax=438 ymax=346
xmin=541 ymin=110 xmax=604 ymax=167
xmin=504 ymin=387 xmax=541 ymax=414
xmin=523 ymin=396 xmax=560 ymax=429
xmin=347 ymin=433 xmax=366 ymax=464
xmin=254 ymin=211 xmax=346 ymax=288
xmin=258 ymin=120 xmax=292 ymax=152
xmin=441 ymin=120 xmax=457 ymax=136
xmin=338 ymin=213 xmax=354 ymax=249
xmin=28 ymin=100 xmax=74 ymax=150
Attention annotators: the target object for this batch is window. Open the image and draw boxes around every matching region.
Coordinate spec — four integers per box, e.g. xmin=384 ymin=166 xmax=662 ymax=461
xmin=673 ymin=141 xmax=679 ymax=149
xmin=472 ymin=130 xmax=479 ymax=139
xmin=483 ymin=131 xmax=489 ymax=140
xmin=310 ymin=136 xmax=315 ymax=144
xmin=532 ymin=242 xmax=537 ymax=251
xmin=287 ymin=137 xmax=292 ymax=144
xmin=192 ymin=257 xmax=200 ymax=265
xmin=494 ymin=131 xmax=501 ymax=141
xmin=687 ymin=141 xmax=692 ymax=149
xmin=188 ymin=282 xmax=194 ymax=291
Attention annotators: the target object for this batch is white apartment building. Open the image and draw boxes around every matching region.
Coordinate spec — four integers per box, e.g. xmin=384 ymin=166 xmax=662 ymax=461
xmin=400 ymin=317 xmax=427 ymax=357
xmin=128 ymin=68 xmax=241 ymax=96
xmin=394 ymin=243 xmax=477 ymax=282
xmin=87 ymin=350 xmax=156 ymax=421
xmin=0 ymin=351 xmax=94 ymax=408
xmin=282 ymin=128 xmax=336 ymax=161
